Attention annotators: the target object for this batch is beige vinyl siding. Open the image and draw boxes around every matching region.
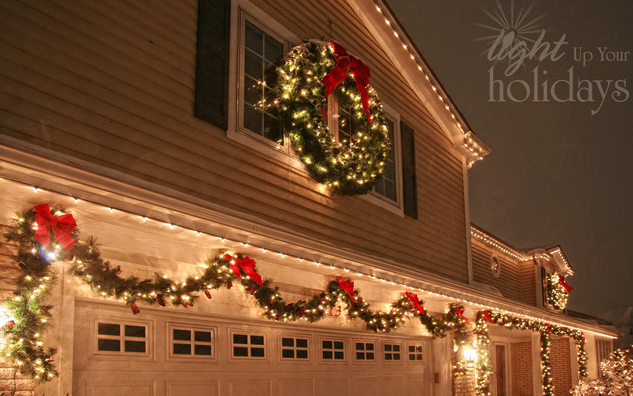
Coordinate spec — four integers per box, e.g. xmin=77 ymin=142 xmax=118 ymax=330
xmin=518 ymin=259 xmax=537 ymax=306
xmin=0 ymin=0 xmax=468 ymax=282
xmin=471 ymin=239 xmax=537 ymax=306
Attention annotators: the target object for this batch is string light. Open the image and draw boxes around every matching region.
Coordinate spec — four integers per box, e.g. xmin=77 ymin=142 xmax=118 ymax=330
xmin=0 ymin=178 xmax=617 ymax=341
xmin=370 ymin=0 xmax=487 ymax=164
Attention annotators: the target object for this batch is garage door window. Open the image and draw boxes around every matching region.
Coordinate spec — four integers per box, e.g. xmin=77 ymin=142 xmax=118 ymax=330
xmin=355 ymin=342 xmax=375 ymax=361
xmin=172 ymin=328 xmax=214 ymax=357
xmin=281 ymin=336 xmax=309 ymax=360
xmin=232 ymin=332 xmax=266 ymax=359
xmin=408 ymin=344 xmax=424 ymax=362
xmin=322 ymin=339 xmax=345 ymax=361
xmin=384 ymin=343 xmax=401 ymax=361
xmin=96 ymin=322 xmax=146 ymax=353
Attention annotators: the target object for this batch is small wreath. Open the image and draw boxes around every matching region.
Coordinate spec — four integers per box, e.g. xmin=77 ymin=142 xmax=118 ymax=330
xmin=277 ymin=40 xmax=391 ymax=195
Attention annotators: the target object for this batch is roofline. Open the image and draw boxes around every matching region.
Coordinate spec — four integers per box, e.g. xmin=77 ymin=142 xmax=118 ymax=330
xmin=471 ymin=224 xmax=574 ymax=275
xmin=347 ymin=0 xmax=491 ymax=167
xmin=0 ymin=144 xmax=612 ymax=340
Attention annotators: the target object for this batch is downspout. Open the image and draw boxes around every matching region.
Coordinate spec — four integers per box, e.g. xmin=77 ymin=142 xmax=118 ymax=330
xmin=463 ymin=157 xmax=474 ymax=285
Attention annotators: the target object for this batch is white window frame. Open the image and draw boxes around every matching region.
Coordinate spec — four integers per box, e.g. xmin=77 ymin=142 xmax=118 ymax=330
xmin=596 ymin=339 xmax=613 ymax=376
xmin=279 ymin=333 xmax=311 ymax=362
xmin=93 ymin=318 xmax=151 ymax=358
xmin=406 ymin=342 xmax=425 ymax=363
xmin=227 ymin=0 xmax=302 ymax=168
xmin=227 ymin=0 xmax=405 ymax=214
xmin=320 ymin=337 xmax=346 ymax=363
xmin=167 ymin=322 xmax=218 ymax=361
xmin=361 ymin=102 xmax=404 ymax=216
xmin=383 ymin=341 xmax=403 ymax=363
xmin=354 ymin=339 xmax=377 ymax=362
xmin=229 ymin=328 xmax=268 ymax=361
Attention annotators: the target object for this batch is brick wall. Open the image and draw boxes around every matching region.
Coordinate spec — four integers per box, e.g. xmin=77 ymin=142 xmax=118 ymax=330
xmin=550 ymin=336 xmax=572 ymax=395
xmin=511 ymin=342 xmax=533 ymax=396
xmin=0 ymin=224 xmax=36 ymax=395
xmin=453 ymin=367 xmax=476 ymax=396
xmin=0 ymin=362 xmax=36 ymax=396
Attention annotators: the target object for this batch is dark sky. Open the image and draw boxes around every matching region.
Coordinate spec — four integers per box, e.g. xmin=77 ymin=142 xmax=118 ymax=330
xmin=386 ymin=0 xmax=633 ymax=320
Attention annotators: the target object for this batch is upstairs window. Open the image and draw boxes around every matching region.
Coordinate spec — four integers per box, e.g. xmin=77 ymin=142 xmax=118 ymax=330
xmin=240 ymin=18 xmax=284 ymax=145
xmin=372 ymin=117 xmax=398 ymax=202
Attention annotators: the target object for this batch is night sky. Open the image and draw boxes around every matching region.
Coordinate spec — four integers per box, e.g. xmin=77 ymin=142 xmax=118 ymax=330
xmin=386 ymin=0 xmax=633 ymax=321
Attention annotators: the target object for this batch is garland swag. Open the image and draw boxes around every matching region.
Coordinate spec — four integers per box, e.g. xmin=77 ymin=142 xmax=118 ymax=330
xmin=1 ymin=205 xmax=468 ymax=381
xmin=474 ymin=310 xmax=588 ymax=396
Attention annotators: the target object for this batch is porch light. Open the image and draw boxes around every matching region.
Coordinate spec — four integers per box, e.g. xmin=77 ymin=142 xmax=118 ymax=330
xmin=462 ymin=346 xmax=477 ymax=363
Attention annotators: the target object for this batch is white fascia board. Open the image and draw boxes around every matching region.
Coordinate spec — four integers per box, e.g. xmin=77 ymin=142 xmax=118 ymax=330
xmin=346 ymin=0 xmax=465 ymax=147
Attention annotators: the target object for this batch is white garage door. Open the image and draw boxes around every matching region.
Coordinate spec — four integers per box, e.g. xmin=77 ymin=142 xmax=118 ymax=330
xmin=72 ymin=301 xmax=432 ymax=396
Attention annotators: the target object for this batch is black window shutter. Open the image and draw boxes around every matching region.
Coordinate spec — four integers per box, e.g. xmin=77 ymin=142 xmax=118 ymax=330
xmin=401 ymin=121 xmax=418 ymax=219
xmin=194 ymin=0 xmax=231 ymax=129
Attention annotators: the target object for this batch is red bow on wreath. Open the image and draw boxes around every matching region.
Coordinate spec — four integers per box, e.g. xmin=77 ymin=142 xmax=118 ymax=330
xmin=558 ymin=276 xmax=573 ymax=292
xmin=405 ymin=291 xmax=425 ymax=314
xmin=224 ymin=254 xmax=264 ymax=287
xmin=33 ymin=203 xmax=77 ymax=251
xmin=321 ymin=41 xmax=373 ymax=125
xmin=455 ymin=306 xmax=468 ymax=323
xmin=337 ymin=277 xmax=356 ymax=304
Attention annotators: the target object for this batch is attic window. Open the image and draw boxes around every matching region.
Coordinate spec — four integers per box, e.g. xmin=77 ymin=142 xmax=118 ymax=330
xmin=490 ymin=254 xmax=501 ymax=277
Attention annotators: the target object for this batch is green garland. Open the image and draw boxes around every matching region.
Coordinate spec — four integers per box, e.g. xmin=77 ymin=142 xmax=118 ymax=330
xmin=277 ymin=40 xmax=391 ymax=195
xmin=474 ymin=310 xmax=588 ymax=396
xmin=1 ymin=207 xmax=66 ymax=380
xmin=1 ymin=205 xmax=590 ymax=389
xmin=474 ymin=312 xmax=492 ymax=395
xmin=1 ymin=205 xmax=467 ymax=381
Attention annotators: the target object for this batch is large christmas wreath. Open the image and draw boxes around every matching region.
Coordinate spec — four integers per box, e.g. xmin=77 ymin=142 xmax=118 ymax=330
xmin=277 ymin=40 xmax=391 ymax=195
xmin=547 ymin=272 xmax=572 ymax=310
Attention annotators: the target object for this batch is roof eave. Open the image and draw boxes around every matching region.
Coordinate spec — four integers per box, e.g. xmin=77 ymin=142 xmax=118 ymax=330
xmin=347 ymin=0 xmax=490 ymax=166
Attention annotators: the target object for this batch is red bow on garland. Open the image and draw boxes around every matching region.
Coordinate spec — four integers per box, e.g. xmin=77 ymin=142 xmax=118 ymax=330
xmin=558 ymin=276 xmax=573 ymax=292
xmin=482 ymin=311 xmax=493 ymax=324
xmin=337 ymin=277 xmax=356 ymax=304
xmin=455 ymin=306 xmax=468 ymax=323
xmin=321 ymin=41 xmax=373 ymax=125
xmin=224 ymin=254 xmax=264 ymax=287
xmin=33 ymin=203 xmax=77 ymax=251
xmin=405 ymin=291 xmax=425 ymax=315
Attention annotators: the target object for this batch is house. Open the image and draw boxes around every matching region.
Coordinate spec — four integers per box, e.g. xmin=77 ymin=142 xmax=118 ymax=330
xmin=0 ymin=0 xmax=617 ymax=395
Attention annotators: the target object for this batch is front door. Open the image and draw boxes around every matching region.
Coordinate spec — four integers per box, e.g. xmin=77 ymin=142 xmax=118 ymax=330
xmin=493 ymin=343 xmax=509 ymax=396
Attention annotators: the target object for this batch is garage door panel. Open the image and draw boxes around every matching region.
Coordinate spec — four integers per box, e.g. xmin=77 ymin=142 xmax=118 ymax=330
xmin=73 ymin=302 xmax=433 ymax=396
xmin=228 ymin=379 xmax=272 ymax=396
xmin=88 ymin=384 xmax=152 ymax=396
xmin=407 ymin=373 xmax=428 ymax=396
xmin=319 ymin=377 xmax=350 ymax=396
xmin=382 ymin=376 xmax=404 ymax=396
xmin=279 ymin=378 xmax=315 ymax=396
xmin=167 ymin=380 xmax=220 ymax=396
xmin=352 ymin=376 xmax=381 ymax=396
